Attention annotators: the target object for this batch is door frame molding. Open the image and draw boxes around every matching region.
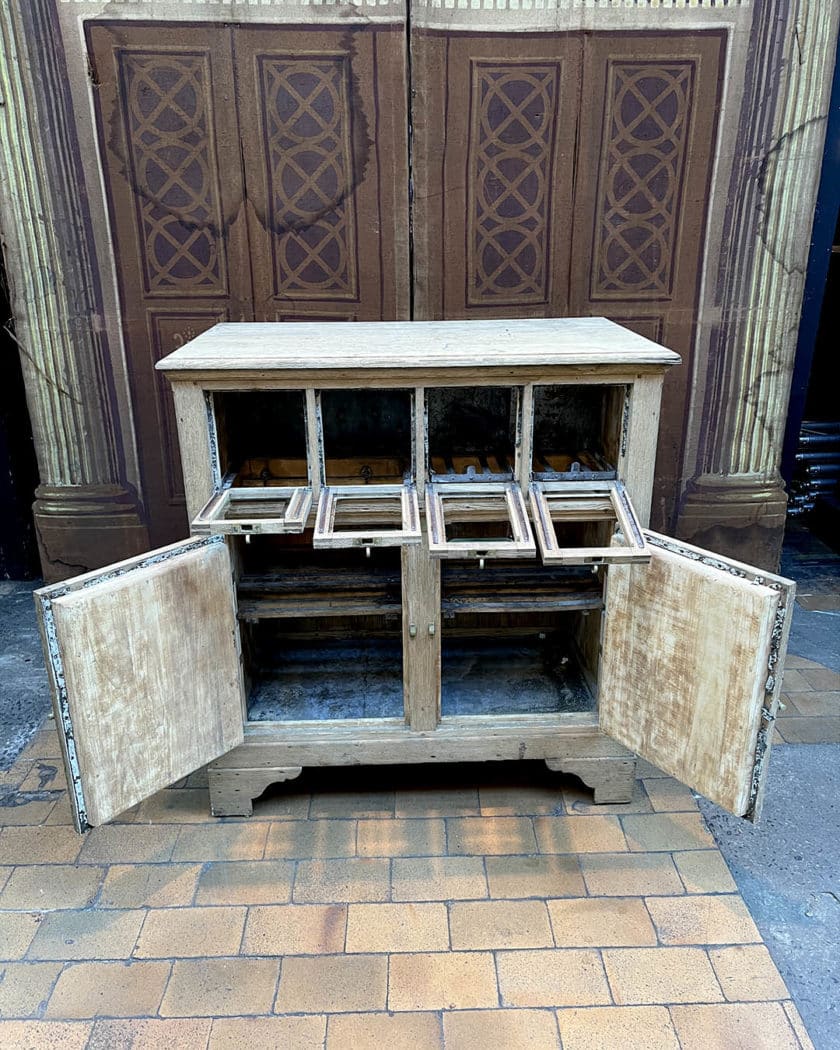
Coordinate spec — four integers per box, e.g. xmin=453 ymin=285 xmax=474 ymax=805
xmin=0 ymin=0 xmax=837 ymax=577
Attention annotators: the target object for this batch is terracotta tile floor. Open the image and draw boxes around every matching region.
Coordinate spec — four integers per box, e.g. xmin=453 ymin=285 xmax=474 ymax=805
xmin=1 ymin=704 xmax=820 ymax=1049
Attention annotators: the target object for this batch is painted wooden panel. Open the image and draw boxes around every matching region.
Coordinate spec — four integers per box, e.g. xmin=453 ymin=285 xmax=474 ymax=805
xmin=35 ymin=537 xmax=244 ymax=830
xmin=411 ymin=32 xmax=580 ymax=319
xmin=88 ymin=24 xmax=252 ymax=544
xmin=235 ymin=26 xmax=410 ymax=322
xmin=570 ymin=33 xmax=725 ymax=528
xmin=599 ymin=531 xmax=794 ymax=820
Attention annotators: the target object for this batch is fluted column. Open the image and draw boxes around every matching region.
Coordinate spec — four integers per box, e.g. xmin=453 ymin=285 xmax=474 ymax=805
xmin=678 ymin=0 xmax=840 ymax=568
xmin=0 ymin=0 xmax=148 ymax=579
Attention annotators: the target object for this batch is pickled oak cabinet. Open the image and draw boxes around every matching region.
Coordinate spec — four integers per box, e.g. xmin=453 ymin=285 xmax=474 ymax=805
xmin=34 ymin=319 xmax=794 ymax=832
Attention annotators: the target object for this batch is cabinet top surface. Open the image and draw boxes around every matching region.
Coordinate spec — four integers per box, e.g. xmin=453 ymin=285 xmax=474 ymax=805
xmin=156 ymin=318 xmax=681 ymax=375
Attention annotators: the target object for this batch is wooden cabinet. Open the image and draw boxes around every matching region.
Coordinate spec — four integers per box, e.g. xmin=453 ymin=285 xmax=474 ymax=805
xmin=34 ymin=319 xmax=794 ymax=832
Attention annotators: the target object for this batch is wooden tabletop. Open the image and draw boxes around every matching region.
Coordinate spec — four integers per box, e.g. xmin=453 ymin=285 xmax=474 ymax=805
xmin=156 ymin=318 xmax=681 ymax=375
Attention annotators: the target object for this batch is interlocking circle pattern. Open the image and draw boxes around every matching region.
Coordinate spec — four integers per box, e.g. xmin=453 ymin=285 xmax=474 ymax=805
xmin=262 ymin=56 xmax=357 ymax=299
xmin=123 ymin=52 xmax=225 ymax=294
xmin=592 ymin=62 xmax=694 ymax=299
xmin=468 ymin=64 xmax=559 ymax=306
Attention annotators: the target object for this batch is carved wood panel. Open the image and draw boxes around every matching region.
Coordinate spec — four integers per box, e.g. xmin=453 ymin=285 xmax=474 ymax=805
xmin=89 ymin=22 xmax=408 ymax=543
xmin=89 ymin=24 xmax=252 ymax=544
xmin=411 ymin=34 xmax=580 ymax=320
xmin=570 ymin=33 xmax=725 ymax=529
xmin=411 ymin=29 xmax=724 ymax=531
xmin=236 ymin=27 xmax=409 ymax=322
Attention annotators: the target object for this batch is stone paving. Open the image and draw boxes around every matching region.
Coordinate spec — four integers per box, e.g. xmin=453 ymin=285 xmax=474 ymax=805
xmin=0 ymin=696 xmax=820 ymax=1050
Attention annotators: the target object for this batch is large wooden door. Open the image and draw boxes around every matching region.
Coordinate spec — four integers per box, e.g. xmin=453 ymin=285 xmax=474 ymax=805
xmin=89 ymin=22 xmax=409 ymax=544
xmin=236 ymin=26 xmax=410 ymax=323
xmin=410 ymin=29 xmax=724 ymax=531
xmin=89 ymin=25 xmax=254 ymax=545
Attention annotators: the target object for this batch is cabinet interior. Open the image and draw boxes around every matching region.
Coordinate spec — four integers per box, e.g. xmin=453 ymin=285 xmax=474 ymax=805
xmin=237 ymin=539 xmax=404 ymax=722
xmin=321 ymin=388 xmax=413 ymax=485
xmin=531 ymin=384 xmax=624 ymax=479
xmin=440 ymin=560 xmax=602 ymax=718
xmin=208 ymin=380 xmax=634 ymax=724
xmin=215 ymin=390 xmax=309 ymax=485
xmin=427 ymin=386 xmax=516 ymax=480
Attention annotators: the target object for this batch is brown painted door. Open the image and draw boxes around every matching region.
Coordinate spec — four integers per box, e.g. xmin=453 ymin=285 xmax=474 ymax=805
xmin=89 ymin=23 xmax=409 ymax=544
xmin=235 ymin=26 xmax=410 ymax=322
xmin=410 ymin=29 xmax=724 ymax=531
xmin=89 ymin=24 xmax=253 ymax=545
xmin=570 ymin=33 xmax=726 ymax=528
xmin=411 ymin=32 xmax=581 ymax=320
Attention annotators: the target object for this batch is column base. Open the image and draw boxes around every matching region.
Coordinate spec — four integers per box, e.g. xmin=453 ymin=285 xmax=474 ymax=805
xmin=34 ymin=484 xmax=150 ymax=582
xmin=676 ymin=475 xmax=788 ymax=571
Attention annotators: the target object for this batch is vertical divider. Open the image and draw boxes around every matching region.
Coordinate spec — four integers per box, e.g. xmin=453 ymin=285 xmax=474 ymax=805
xmin=414 ymin=386 xmax=426 ymax=496
xmin=305 ymin=388 xmax=324 ymax=502
xmin=517 ymin=384 xmax=534 ymax=492
xmin=402 ymin=532 xmax=441 ymax=731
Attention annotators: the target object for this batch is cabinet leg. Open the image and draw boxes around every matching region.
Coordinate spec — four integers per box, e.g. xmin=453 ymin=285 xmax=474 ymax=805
xmin=208 ymin=766 xmax=303 ymax=818
xmin=545 ymin=756 xmax=636 ymax=804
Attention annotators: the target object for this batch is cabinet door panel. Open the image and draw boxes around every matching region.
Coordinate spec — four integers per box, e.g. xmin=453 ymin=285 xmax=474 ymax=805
xmin=599 ymin=531 xmax=793 ymax=820
xmin=35 ymin=536 xmax=245 ymax=831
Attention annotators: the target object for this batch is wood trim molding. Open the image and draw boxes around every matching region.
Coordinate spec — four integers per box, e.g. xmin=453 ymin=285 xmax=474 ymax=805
xmin=677 ymin=0 xmax=840 ymax=567
xmin=0 ymin=0 xmax=148 ymax=579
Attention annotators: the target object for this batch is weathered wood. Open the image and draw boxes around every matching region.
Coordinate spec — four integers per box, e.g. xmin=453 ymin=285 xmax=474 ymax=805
xmin=192 ymin=484 xmax=312 ymax=535
xmin=402 ymin=534 xmax=441 ymax=731
xmin=600 ymin=531 xmax=794 ymax=819
xmin=313 ymin=484 xmax=422 ymax=549
xmin=208 ymin=766 xmax=302 ymax=818
xmin=618 ymin=375 xmax=663 ymax=529
xmin=427 ymin=482 xmax=536 ymax=560
xmin=545 ymin=755 xmax=635 ymax=804
xmin=211 ymin=716 xmax=617 ymax=770
xmin=171 ymin=384 xmax=217 ymax=523
xmin=530 ymin=480 xmax=649 ymax=566
xmin=34 ymin=537 xmax=245 ymax=831
xmin=156 ymin=318 xmax=682 ymax=376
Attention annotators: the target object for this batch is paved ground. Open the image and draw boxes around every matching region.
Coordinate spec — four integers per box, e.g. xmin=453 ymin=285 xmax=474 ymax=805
xmin=1 ymin=526 xmax=837 ymax=1048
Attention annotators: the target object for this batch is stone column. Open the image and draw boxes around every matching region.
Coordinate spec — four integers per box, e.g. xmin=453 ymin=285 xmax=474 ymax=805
xmin=0 ymin=0 xmax=148 ymax=580
xmin=678 ymin=0 xmax=840 ymax=569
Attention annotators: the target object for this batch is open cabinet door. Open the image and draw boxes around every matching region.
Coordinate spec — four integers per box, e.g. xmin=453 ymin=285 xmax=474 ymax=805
xmin=599 ymin=532 xmax=794 ymax=821
xmin=34 ymin=536 xmax=245 ymax=832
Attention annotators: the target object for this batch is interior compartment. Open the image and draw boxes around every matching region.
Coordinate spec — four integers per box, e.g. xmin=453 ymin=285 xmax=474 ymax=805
xmin=214 ymin=391 xmax=309 ymax=484
xmin=440 ymin=608 xmax=600 ymax=717
xmin=245 ymin=617 xmax=404 ymax=722
xmin=531 ymin=385 xmax=624 ymax=478
xmin=428 ymin=387 xmax=517 ymax=479
xmin=320 ymin=388 xmax=413 ymax=484
xmin=236 ymin=537 xmax=402 ymax=619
